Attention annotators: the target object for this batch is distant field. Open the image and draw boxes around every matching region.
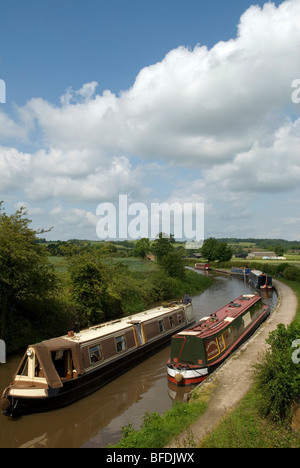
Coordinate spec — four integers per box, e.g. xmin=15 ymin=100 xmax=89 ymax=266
xmin=48 ymin=256 xmax=159 ymax=273
xmin=48 ymin=256 xmax=69 ymax=273
xmin=109 ymin=257 xmax=159 ymax=272
xmin=230 ymin=257 xmax=300 ymax=266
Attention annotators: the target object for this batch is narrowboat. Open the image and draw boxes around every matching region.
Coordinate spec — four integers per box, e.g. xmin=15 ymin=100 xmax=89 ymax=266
xmin=1 ymin=302 xmax=194 ymax=417
xmin=195 ymin=263 xmax=211 ymax=271
xmin=248 ymin=270 xmax=272 ymax=290
xmin=167 ymin=294 xmax=270 ymax=386
xmin=231 ymin=267 xmax=251 ymax=277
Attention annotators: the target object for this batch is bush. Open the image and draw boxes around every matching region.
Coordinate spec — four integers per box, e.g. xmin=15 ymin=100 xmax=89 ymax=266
xmin=283 ymin=266 xmax=300 ymax=282
xmin=112 ymin=401 xmax=207 ymax=448
xmin=254 ymin=322 xmax=300 ymax=421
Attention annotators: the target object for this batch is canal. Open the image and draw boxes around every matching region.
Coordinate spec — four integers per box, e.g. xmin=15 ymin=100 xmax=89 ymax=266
xmin=0 ymin=270 xmax=277 ymax=448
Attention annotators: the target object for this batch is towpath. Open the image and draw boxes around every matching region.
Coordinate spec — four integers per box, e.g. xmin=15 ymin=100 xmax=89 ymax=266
xmin=167 ymin=280 xmax=298 ymax=447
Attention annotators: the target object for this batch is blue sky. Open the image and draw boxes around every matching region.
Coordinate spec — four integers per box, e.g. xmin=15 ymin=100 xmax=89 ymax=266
xmin=0 ymin=0 xmax=300 ymax=241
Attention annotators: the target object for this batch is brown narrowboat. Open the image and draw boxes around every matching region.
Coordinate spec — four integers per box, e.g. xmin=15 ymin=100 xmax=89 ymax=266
xmin=1 ymin=302 xmax=194 ymax=417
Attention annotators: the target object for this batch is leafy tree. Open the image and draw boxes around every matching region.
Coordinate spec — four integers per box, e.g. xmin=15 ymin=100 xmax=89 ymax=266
xmin=200 ymin=237 xmax=219 ymax=262
xmin=151 ymin=233 xmax=175 ymax=262
xmin=69 ymin=255 xmax=123 ymax=325
xmin=160 ymin=251 xmax=186 ymax=279
xmin=151 ymin=233 xmax=186 ymax=279
xmin=0 ymin=203 xmax=59 ymax=348
xmin=201 ymin=237 xmax=232 ymax=262
xmin=275 ymin=244 xmax=285 ymax=256
xmin=216 ymin=241 xmax=233 ymax=262
xmin=134 ymin=238 xmax=151 ymax=259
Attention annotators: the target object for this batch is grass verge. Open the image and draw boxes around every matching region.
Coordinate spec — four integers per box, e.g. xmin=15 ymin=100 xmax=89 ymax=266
xmin=110 ymin=400 xmax=208 ymax=448
xmin=198 ymin=387 xmax=300 ymax=448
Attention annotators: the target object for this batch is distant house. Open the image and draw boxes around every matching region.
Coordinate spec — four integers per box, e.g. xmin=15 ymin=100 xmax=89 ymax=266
xmin=146 ymin=255 xmax=155 ymax=261
xmin=189 ymin=253 xmax=203 ymax=259
xmin=247 ymin=252 xmax=276 ymax=259
xmin=233 ymin=252 xmax=247 ymax=259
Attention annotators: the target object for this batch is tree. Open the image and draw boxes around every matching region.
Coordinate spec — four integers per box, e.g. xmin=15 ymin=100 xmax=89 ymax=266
xmin=275 ymin=244 xmax=285 ymax=256
xmin=69 ymin=255 xmax=123 ymax=325
xmin=160 ymin=250 xmax=186 ymax=279
xmin=151 ymin=233 xmax=185 ymax=279
xmin=201 ymin=237 xmax=232 ymax=262
xmin=0 ymin=203 xmax=59 ymax=348
xmin=151 ymin=233 xmax=175 ymax=262
xmin=201 ymin=237 xmax=219 ymax=262
xmin=216 ymin=241 xmax=233 ymax=262
xmin=134 ymin=238 xmax=151 ymax=259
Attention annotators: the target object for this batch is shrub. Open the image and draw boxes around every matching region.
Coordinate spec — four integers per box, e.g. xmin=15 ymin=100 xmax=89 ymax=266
xmin=254 ymin=322 xmax=300 ymax=421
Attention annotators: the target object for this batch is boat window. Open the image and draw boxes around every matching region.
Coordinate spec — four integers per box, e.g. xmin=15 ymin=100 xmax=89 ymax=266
xmin=115 ymin=335 xmax=127 ymax=353
xmin=177 ymin=313 xmax=183 ymax=324
xmin=217 ymin=335 xmax=225 ymax=352
xmin=158 ymin=320 xmax=165 ymax=333
xmin=223 ymin=328 xmax=233 ymax=346
xmin=169 ymin=316 xmax=174 ymax=328
xmin=89 ymin=344 xmax=103 ymax=364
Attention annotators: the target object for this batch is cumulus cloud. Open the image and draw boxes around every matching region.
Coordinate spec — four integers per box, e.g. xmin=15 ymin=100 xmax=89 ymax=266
xmin=0 ymin=0 xmax=300 ymax=239
xmin=13 ymin=0 xmax=300 ymax=167
xmin=204 ymin=118 xmax=300 ymax=194
xmin=25 ymin=156 xmax=144 ymax=203
xmin=0 ymin=147 xmax=32 ymax=191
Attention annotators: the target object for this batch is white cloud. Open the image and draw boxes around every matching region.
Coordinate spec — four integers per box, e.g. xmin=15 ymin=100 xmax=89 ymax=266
xmin=204 ymin=118 xmax=300 ymax=194
xmin=0 ymin=147 xmax=31 ymax=191
xmin=24 ymin=155 xmax=144 ymax=203
xmin=12 ymin=0 xmax=300 ymax=168
xmin=0 ymin=0 xmax=300 ymax=240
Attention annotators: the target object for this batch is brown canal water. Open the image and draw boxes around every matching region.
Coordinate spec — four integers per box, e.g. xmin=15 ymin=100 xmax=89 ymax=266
xmin=0 ymin=271 xmax=277 ymax=448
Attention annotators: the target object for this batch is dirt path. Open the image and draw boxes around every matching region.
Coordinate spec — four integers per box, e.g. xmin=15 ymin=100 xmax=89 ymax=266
xmin=167 ymin=280 xmax=298 ymax=447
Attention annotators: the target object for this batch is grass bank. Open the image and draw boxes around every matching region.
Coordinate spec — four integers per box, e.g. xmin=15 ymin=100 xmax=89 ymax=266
xmin=110 ymin=400 xmax=209 ymax=449
xmin=198 ymin=386 xmax=300 ymax=448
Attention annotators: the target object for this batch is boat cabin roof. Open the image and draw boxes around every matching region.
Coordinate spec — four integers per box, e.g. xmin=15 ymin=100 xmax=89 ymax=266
xmin=63 ymin=303 xmax=186 ymax=346
xmin=251 ymin=269 xmax=268 ymax=277
xmin=176 ymin=294 xmax=261 ymax=339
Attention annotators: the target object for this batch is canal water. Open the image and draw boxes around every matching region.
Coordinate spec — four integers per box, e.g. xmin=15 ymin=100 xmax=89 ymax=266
xmin=0 ymin=270 xmax=277 ymax=448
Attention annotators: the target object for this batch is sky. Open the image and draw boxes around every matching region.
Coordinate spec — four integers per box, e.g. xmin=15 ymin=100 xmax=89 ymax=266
xmin=0 ymin=0 xmax=300 ymax=242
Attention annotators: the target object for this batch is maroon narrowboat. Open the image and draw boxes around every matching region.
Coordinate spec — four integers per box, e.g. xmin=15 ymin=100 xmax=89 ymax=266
xmin=195 ymin=263 xmax=211 ymax=271
xmin=167 ymin=294 xmax=270 ymax=386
